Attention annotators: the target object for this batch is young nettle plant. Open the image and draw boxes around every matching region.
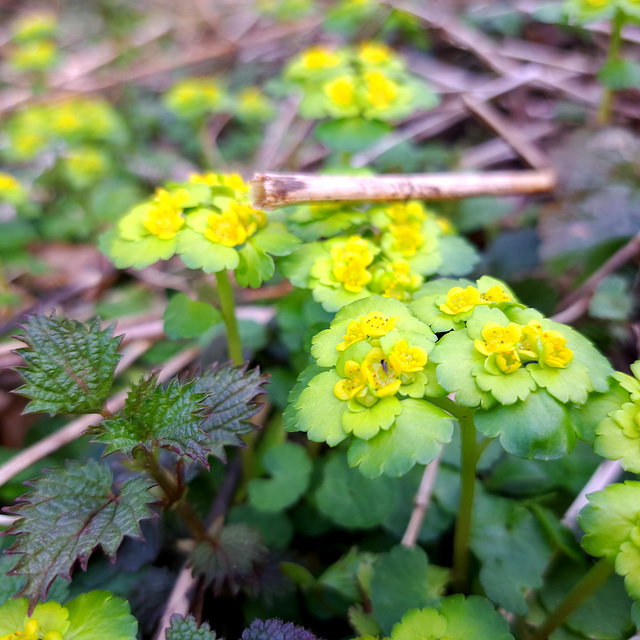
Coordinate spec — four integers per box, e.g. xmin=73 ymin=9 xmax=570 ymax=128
xmin=4 ymin=314 xmax=268 ymax=622
xmin=286 ymin=274 xmax=636 ymax=637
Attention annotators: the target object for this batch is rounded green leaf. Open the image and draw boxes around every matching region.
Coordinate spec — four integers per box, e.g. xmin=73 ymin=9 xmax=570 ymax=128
xmin=252 ymin=223 xmax=300 ymax=256
xmin=594 ymin=402 xmax=640 ymax=473
xmin=236 ymin=242 xmax=275 ymax=288
xmin=316 ymin=117 xmax=391 ymax=153
xmin=342 ymin=396 xmax=401 ymax=440
xmin=474 ymin=390 xmax=576 ymax=460
xmin=438 ymin=594 xmax=514 ymax=640
xmin=248 ymin=441 xmax=313 ymax=512
xmin=177 ymin=229 xmax=239 ymax=273
xmin=65 ymin=591 xmax=137 ymax=640
xmin=163 ymin=293 xmax=222 ymax=339
xmin=315 ymin=453 xmax=398 ymax=529
xmin=347 ymin=399 xmax=454 ymax=478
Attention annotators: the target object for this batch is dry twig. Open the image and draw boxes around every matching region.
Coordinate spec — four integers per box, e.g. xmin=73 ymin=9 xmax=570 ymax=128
xmin=401 ymin=455 xmax=442 ymax=547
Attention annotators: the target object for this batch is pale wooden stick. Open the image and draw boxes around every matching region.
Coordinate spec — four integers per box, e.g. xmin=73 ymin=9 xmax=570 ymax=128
xmin=401 ymin=454 xmax=442 ymax=547
xmin=251 ymin=170 xmax=557 ymax=210
xmin=154 ymin=566 xmax=199 ymax=640
xmin=0 ymin=345 xmax=199 ymax=488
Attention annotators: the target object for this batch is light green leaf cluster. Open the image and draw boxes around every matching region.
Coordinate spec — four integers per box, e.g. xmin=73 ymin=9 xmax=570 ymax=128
xmin=0 ymin=171 xmax=27 ymax=206
xmin=286 ymin=296 xmax=454 ymax=477
xmin=579 ymin=480 xmax=640 ymax=599
xmin=279 ymin=201 xmax=478 ymax=312
xmin=102 ymin=172 xmax=299 ymax=282
xmin=413 ymin=277 xmax=612 ymax=459
xmin=163 ymin=77 xmax=228 ymax=122
xmin=234 ymin=86 xmax=276 ymax=123
xmin=594 ymin=362 xmax=640 ymax=472
xmin=565 ymin=0 xmax=640 ymax=23
xmin=283 ymin=41 xmax=438 ymax=123
xmin=0 ymin=591 xmax=137 ymax=640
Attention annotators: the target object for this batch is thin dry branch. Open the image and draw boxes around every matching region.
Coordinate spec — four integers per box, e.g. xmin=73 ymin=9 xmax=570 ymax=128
xmin=0 ymin=345 xmax=199 ymax=489
xmin=251 ymin=170 xmax=557 ymax=210
xmin=401 ymin=455 xmax=442 ymax=547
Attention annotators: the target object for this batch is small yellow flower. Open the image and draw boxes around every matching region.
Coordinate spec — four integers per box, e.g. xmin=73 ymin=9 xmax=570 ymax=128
xmin=389 ymin=223 xmax=423 ymax=257
xmin=206 ymin=210 xmax=247 ymax=247
xmin=0 ymin=172 xmax=20 ymax=192
xmin=336 ymin=319 xmax=367 ymax=351
xmin=474 ymin=322 xmax=522 ymax=356
xmin=301 ymin=46 xmax=341 ymax=70
xmin=387 ymin=201 xmax=426 ymax=224
xmin=334 ymin=360 xmax=367 ymax=400
xmin=364 ymin=71 xmax=398 ymax=109
xmin=440 ymin=286 xmax=482 ymax=315
xmin=517 ymin=321 xmax=541 ymax=361
xmin=324 ymin=76 xmax=356 ymax=107
xmin=361 ymin=311 xmax=398 ymax=337
xmin=331 ymin=236 xmax=375 ymax=293
xmin=388 ymin=339 xmax=427 ymax=373
xmin=540 ymin=333 xmax=573 ymax=368
xmin=379 ymin=260 xmax=422 ymax=300
xmin=358 ymin=42 xmax=393 ymax=65
xmin=481 ymin=285 xmax=511 ymax=303
xmin=361 ymin=347 xmax=402 ymax=397
xmin=494 ymin=348 xmax=522 ymax=374
xmin=143 ymin=188 xmax=190 ymax=239
xmin=0 ymin=617 xmax=63 ymax=640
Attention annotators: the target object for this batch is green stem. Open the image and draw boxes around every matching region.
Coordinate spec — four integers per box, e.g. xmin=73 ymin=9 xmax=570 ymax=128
xmin=215 ymin=270 xmax=243 ymax=366
xmin=137 ymin=448 xmax=213 ymax=543
xmin=531 ymin=558 xmax=614 ymax=640
xmin=198 ymin=119 xmax=216 ymax=170
xmin=597 ymin=9 xmax=626 ymax=126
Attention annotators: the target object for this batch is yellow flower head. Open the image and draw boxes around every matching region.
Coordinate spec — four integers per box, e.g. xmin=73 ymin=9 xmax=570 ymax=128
xmin=334 ymin=360 xmax=367 ymax=400
xmin=337 ymin=319 xmax=368 ymax=351
xmin=481 ymin=285 xmax=511 ymax=303
xmin=390 ymin=223 xmax=423 ymax=257
xmin=0 ymin=172 xmax=20 ymax=192
xmin=440 ymin=286 xmax=482 ymax=315
xmin=324 ymin=76 xmax=356 ymax=107
xmin=494 ymin=348 xmax=522 ymax=374
xmin=205 ymin=202 xmax=263 ymax=247
xmin=387 ymin=201 xmax=426 ymax=224
xmin=358 ymin=42 xmax=393 ymax=65
xmin=361 ymin=347 xmax=402 ymax=397
xmin=143 ymin=188 xmax=190 ymax=239
xmin=52 ymin=104 xmax=82 ymax=134
xmin=474 ymin=322 xmax=522 ymax=356
xmin=364 ymin=71 xmax=398 ymax=109
xmin=0 ymin=617 xmax=63 ymax=640
xmin=517 ymin=321 xmax=541 ymax=361
xmin=361 ymin=311 xmax=398 ymax=337
xmin=301 ymin=46 xmax=342 ymax=70
xmin=331 ymin=236 xmax=375 ymax=292
xmin=388 ymin=339 xmax=427 ymax=373
xmin=540 ymin=331 xmax=573 ymax=368
xmin=377 ymin=260 xmax=422 ymax=300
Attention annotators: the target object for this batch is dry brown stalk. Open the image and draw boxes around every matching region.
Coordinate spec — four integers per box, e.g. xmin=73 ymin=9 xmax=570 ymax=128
xmin=401 ymin=455 xmax=442 ymax=547
xmin=251 ymin=170 xmax=557 ymax=210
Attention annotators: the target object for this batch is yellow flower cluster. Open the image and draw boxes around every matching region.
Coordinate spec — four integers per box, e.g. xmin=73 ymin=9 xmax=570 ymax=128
xmin=301 ymin=46 xmax=343 ymax=71
xmin=385 ymin=201 xmax=428 ymax=257
xmin=1 ymin=618 xmax=63 ymax=640
xmin=474 ymin=320 xmax=573 ymax=374
xmin=0 ymin=172 xmax=21 ymax=192
xmin=440 ymin=285 xmax=512 ymax=315
xmin=333 ymin=312 xmax=427 ymax=404
xmin=377 ymin=260 xmax=422 ymax=301
xmin=143 ymin=188 xmax=190 ymax=239
xmin=189 ymin=172 xmax=249 ymax=194
xmin=331 ymin=236 xmax=374 ymax=293
xmin=205 ymin=201 xmax=266 ymax=247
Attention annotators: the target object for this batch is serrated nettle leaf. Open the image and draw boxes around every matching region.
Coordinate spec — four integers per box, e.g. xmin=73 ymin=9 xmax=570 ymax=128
xmin=195 ymin=361 xmax=268 ymax=462
xmin=189 ymin=523 xmax=267 ymax=594
xmin=248 ymin=441 xmax=313 ymax=512
xmin=167 ymin=614 xmax=217 ymax=640
xmin=3 ymin=459 xmax=156 ymax=610
xmin=14 ymin=314 xmax=122 ymax=415
xmin=241 ymin=618 xmax=319 ymax=640
xmin=163 ymin=293 xmax=222 ymax=340
xmin=93 ymin=371 xmax=210 ymax=463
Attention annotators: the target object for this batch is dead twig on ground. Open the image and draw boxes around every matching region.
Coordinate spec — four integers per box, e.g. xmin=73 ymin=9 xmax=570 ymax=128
xmin=401 ymin=455 xmax=442 ymax=547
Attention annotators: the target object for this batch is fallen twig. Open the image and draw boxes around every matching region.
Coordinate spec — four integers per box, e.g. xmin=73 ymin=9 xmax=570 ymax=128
xmin=401 ymin=455 xmax=442 ymax=547
xmin=251 ymin=170 xmax=557 ymax=210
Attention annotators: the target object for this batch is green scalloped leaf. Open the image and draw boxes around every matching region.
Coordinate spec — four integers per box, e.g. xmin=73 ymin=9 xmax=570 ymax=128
xmin=277 ymin=243 xmax=326 ymax=288
xmin=252 ymin=223 xmax=300 ymax=256
xmin=389 ymin=608 xmax=446 ymax=640
xmin=312 ymin=282 xmax=371 ymax=312
xmin=370 ymin=545 xmax=441 ymax=635
xmin=315 ymin=453 xmax=398 ymax=529
xmin=594 ymin=400 xmax=640 ymax=472
xmin=15 ymin=314 xmax=122 ymax=415
xmin=527 ymin=361 xmax=592 ymax=405
xmin=93 ymin=371 xmax=209 ymax=463
xmin=167 ymin=615 xmax=217 ymax=640
xmin=0 ymin=600 xmax=69 ymax=637
xmin=431 ymin=330 xmax=493 ymax=408
xmin=284 ymin=363 xmax=323 ymax=433
xmin=438 ymin=594 xmax=515 ymax=640
xmin=4 ymin=459 xmax=155 ymax=610
xmin=618 ymin=364 xmax=640 ymax=400
xmin=347 ymin=399 xmax=454 ymax=478
xmin=248 ymin=441 xmax=312 ymax=512
xmin=163 ymin=293 xmax=222 ymax=339
xmin=293 ymin=370 xmax=349 ymax=446
xmin=196 ymin=362 xmax=267 ymax=462
xmin=177 ymin=229 xmax=239 ymax=273
xmin=473 ymin=365 xmax=536 ymax=406
xmin=437 ymin=236 xmax=479 ymax=277
xmin=342 ymin=396 xmax=402 ymax=440
xmin=65 ymin=591 xmax=138 ymax=640
xmin=474 ymin=390 xmax=575 ymax=460
xmin=236 ymin=242 xmax=275 ymax=288
xmin=107 ymin=234 xmax=178 ymax=269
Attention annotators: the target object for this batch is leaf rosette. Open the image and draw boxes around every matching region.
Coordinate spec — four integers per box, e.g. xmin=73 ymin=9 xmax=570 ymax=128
xmin=103 ymin=173 xmax=299 ymax=284
xmin=594 ymin=362 xmax=640 ymax=472
xmin=579 ymin=480 xmax=640 ymax=599
xmin=420 ymin=278 xmax=612 ymax=459
xmin=286 ymin=296 xmax=454 ymax=478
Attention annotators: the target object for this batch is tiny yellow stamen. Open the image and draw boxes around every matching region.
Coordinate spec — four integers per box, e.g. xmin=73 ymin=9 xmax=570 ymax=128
xmin=362 ymin=312 xmax=398 ymax=337
xmin=481 ymin=285 xmax=511 ymax=303
xmin=337 ymin=319 xmax=367 ymax=351
xmin=388 ymin=339 xmax=427 ymax=373
xmin=440 ymin=286 xmax=482 ymax=315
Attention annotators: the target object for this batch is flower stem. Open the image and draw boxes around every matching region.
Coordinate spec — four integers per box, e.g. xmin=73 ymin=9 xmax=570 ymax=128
xmin=597 ymin=9 xmax=626 ymax=126
xmin=531 ymin=558 xmax=614 ymax=640
xmin=452 ymin=409 xmax=478 ymax=592
xmin=198 ymin=118 xmax=216 ymax=170
xmin=215 ymin=269 xmax=243 ymax=366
